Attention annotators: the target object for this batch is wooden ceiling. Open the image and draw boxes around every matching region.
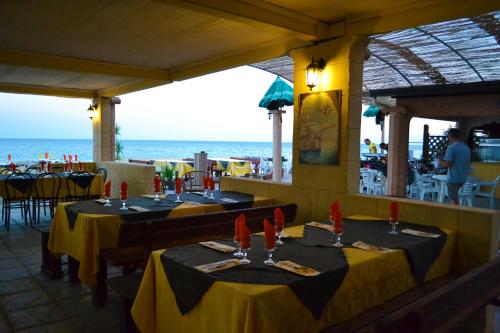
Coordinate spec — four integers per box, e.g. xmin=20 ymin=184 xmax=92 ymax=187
xmin=0 ymin=0 xmax=498 ymax=99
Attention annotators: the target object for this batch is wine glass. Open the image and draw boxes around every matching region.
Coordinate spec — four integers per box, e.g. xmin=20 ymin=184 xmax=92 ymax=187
xmin=240 ymin=247 xmax=251 ymax=264
xmin=275 ymin=225 xmax=284 ymax=245
xmin=233 ymin=237 xmax=243 ymax=258
xmin=154 ymin=191 xmax=161 ymax=202
xmin=175 ymin=187 xmax=183 ymax=203
xmin=389 ymin=217 xmax=399 ymax=235
xmin=264 ymin=246 xmax=276 ymax=265
xmin=120 ymin=199 xmax=128 ymax=210
xmin=332 ymin=229 xmax=343 ymax=247
xmin=104 ymin=195 xmax=111 ymax=207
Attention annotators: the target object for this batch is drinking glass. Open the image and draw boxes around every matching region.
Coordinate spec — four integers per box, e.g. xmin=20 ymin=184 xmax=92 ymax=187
xmin=264 ymin=246 xmax=276 ymax=265
xmin=240 ymin=247 xmax=251 ymax=264
xmin=104 ymin=196 xmax=111 ymax=207
xmin=389 ymin=217 xmax=399 ymax=235
xmin=233 ymin=237 xmax=243 ymax=258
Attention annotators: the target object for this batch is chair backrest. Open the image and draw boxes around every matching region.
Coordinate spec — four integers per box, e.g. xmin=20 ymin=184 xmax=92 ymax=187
xmin=34 ymin=172 xmax=62 ymax=200
xmin=459 ymin=176 xmax=478 ymax=195
xmin=182 ymin=171 xmax=206 ymax=192
xmin=360 ymin=168 xmax=376 ymax=186
xmin=96 ymin=167 xmax=108 ymax=182
xmin=66 ymin=171 xmax=93 ymax=200
xmin=25 ymin=165 xmax=41 ymax=174
xmin=5 ymin=172 xmax=34 ymax=200
xmin=117 ymin=203 xmax=298 ymax=251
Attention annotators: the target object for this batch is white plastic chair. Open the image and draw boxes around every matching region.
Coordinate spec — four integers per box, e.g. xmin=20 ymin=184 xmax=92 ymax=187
xmin=372 ymin=171 xmax=387 ymax=195
xmin=359 ymin=168 xmax=376 ymax=194
xmin=474 ymin=175 xmax=500 ymax=209
xmin=413 ymin=170 xmax=439 ymax=201
xmin=458 ymin=176 xmax=478 ymax=207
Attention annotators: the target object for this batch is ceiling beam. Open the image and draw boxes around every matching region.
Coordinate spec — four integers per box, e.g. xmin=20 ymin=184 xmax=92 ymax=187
xmin=0 ymin=82 xmax=96 ymax=99
xmin=157 ymin=0 xmax=332 ymax=40
xmin=98 ymin=79 xmax=171 ymax=97
xmin=0 ymin=50 xmax=171 ymax=81
xmin=169 ymin=38 xmax=306 ymax=82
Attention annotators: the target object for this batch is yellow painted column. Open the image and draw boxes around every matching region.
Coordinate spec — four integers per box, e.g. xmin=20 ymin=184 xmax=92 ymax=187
xmin=291 ymin=36 xmax=368 ymax=195
xmin=92 ymin=97 xmax=119 ymax=162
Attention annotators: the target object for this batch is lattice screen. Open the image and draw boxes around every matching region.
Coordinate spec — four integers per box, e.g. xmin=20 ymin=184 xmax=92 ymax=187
xmin=426 ymin=135 xmax=449 ymax=162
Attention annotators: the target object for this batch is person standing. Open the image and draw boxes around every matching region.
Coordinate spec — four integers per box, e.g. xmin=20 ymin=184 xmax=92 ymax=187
xmin=440 ymin=128 xmax=471 ymax=205
xmin=364 ymin=138 xmax=378 ymax=154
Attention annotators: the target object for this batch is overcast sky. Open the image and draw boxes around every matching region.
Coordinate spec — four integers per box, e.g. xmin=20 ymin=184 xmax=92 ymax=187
xmin=0 ymin=65 xmax=453 ymax=143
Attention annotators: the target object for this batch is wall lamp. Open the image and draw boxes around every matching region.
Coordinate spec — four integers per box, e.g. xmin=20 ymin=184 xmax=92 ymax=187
xmin=87 ymin=104 xmax=97 ymax=120
xmin=306 ymin=57 xmax=326 ymax=91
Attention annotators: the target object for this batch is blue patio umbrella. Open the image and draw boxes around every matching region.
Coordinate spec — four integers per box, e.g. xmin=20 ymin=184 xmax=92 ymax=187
xmin=363 ymin=104 xmax=379 ymax=117
xmin=258 ymin=76 xmax=294 ymax=110
xmin=258 ymin=76 xmax=293 ymax=182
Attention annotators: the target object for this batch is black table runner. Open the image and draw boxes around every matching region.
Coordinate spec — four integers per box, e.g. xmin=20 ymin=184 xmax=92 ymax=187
xmin=302 ymin=219 xmax=447 ymax=284
xmin=63 ymin=191 xmax=255 ymax=230
xmin=160 ymin=237 xmax=348 ymax=319
xmin=68 ymin=174 xmax=96 ymax=189
xmin=64 ymin=197 xmax=183 ymax=229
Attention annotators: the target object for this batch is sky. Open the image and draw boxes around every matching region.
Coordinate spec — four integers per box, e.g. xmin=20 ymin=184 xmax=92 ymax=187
xmin=0 ymin=65 xmax=453 ymax=143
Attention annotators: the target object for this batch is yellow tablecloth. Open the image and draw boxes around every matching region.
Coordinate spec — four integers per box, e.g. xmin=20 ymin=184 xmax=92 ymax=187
xmin=47 ymin=195 xmax=274 ymax=287
xmin=154 ymin=159 xmax=252 ymax=177
xmin=154 ymin=160 xmax=194 ymax=177
xmin=132 ymin=216 xmax=460 ymax=333
xmin=0 ymin=173 xmax=103 ymax=199
xmin=213 ymin=159 xmax=252 ymax=177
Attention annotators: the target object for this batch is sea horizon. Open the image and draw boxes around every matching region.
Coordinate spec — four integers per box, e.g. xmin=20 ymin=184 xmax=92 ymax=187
xmin=0 ymin=138 xmax=424 ymax=163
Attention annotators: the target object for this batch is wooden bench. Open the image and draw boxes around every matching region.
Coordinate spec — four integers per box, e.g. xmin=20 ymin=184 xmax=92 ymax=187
xmin=323 ymin=255 xmax=500 ymax=333
xmin=92 ymin=203 xmax=297 ymax=305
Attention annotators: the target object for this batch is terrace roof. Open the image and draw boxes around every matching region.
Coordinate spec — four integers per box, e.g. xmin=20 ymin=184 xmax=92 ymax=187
xmin=250 ymin=11 xmax=500 ymax=94
xmin=0 ymin=1 xmax=497 ymax=99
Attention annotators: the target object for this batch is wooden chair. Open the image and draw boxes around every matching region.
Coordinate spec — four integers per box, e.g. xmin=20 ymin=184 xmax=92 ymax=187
xmin=32 ymin=172 xmax=61 ymax=224
xmin=3 ymin=173 xmax=34 ymax=230
xmin=323 ymin=256 xmax=500 ymax=333
xmin=182 ymin=171 xmax=206 ymax=192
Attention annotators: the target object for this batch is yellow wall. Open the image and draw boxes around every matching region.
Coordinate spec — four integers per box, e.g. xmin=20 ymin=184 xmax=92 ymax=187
xmin=222 ymin=176 xmax=500 ymax=269
xmin=471 ymin=162 xmax=500 ymax=199
xmin=96 ymin=161 xmax=155 ymax=198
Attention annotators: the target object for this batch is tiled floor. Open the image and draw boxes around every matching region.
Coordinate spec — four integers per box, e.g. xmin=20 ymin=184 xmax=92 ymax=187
xmin=0 ymin=210 xmax=121 ymax=333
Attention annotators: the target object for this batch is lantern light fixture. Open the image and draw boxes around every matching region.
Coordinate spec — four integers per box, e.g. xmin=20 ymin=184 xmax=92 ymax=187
xmin=306 ymin=57 xmax=326 ymax=91
xmin=87 ymin=104 xmax=97 ymax=120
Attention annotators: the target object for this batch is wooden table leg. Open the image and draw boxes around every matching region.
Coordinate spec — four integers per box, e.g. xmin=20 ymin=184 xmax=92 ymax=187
xmin=68 ymin=256 xmax=80 ymax=283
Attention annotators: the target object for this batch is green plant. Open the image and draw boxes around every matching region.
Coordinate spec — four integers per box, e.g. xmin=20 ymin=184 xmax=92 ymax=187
xmin=115 ymin=124 xmax=125 ymax=160
xmin=161 ymin=165 xmax=175 ymax=181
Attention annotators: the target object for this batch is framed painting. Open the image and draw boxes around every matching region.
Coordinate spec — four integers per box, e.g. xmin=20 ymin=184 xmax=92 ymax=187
xmin=298 ymin=90 xmax=341 ymax=165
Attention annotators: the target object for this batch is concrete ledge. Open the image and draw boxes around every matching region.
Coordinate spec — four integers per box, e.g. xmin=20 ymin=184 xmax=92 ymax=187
xmin=96 ymin=161 xmax=155 ymax=197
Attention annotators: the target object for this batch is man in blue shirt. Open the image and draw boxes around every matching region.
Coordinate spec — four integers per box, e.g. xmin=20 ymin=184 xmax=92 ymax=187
xmin=440 ymin=128 xmax=471 ymax=204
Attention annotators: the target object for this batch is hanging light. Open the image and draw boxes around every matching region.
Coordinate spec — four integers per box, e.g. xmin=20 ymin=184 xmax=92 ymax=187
xmin=306 ymin=57 xmax=326 ymax=91
xmin=87 ymin=104 xmax=97 ymax=120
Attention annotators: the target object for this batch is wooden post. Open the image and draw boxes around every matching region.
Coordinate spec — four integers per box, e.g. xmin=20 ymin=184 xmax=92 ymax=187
xmin=422 ymin=124 xmax=430 ymax=163
xmin=271 ymin=109 xmax=284 ymax=182
xmin=387 ymin=107 xmax=410 ymax=197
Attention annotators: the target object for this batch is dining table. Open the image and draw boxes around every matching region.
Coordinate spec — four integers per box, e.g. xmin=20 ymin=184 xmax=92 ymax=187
xmin=131 ymin=215 xmax=461 ymax=333
xmin=0 ymin=171 xmax=103 ymax=198
xmin=47 ymin=191 xmax=274 ymax=287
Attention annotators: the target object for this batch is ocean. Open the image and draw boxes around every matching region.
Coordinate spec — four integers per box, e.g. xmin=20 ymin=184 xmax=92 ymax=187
xmin=0 ymin=138 xmax=423 ymax=163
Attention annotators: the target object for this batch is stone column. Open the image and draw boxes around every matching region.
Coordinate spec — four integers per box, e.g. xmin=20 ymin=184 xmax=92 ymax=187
xmin=93 ymin=97 xmax=120 ymax=162
xmin=387 ymin=107 xmax=410 ymax=197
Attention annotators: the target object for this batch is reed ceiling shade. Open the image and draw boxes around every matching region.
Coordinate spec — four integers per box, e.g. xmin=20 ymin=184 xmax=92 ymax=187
xmin=250 ymin=11 xmax=500 ymax=92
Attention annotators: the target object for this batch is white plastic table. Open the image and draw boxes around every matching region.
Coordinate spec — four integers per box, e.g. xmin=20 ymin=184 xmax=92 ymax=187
xmin=432 ymin=174 xmax=448 ymax=203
